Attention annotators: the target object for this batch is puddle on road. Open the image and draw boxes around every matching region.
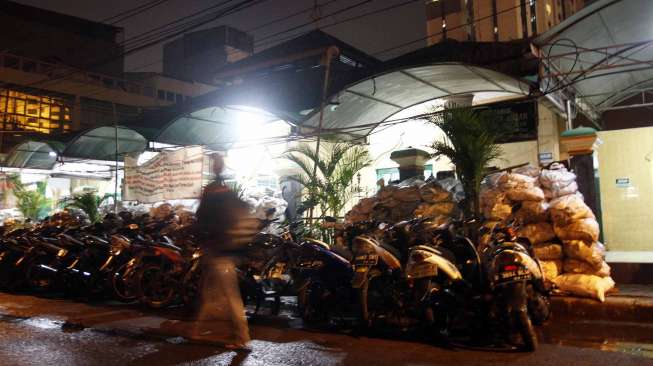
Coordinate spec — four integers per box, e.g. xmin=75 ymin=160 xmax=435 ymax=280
xmin=22 ymin=317 xmax=63 ymax=330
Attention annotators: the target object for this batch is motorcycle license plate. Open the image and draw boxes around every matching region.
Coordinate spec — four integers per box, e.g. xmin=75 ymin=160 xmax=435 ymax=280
xmin=407 ymin=264 xmax=437 ymax=279
xmin=354 ymin=254 xmax=378 ymax=266
xmin=495 ymin=269 xmax=531 ymax=283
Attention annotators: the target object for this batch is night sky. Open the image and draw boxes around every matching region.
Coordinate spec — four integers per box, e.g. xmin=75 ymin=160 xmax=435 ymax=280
xmin=11 ymin=0 xmax=426 ymax=72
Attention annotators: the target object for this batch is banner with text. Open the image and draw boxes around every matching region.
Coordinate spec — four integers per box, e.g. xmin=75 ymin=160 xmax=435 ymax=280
xmin=123 ymin=146 xmax=203 ymax=203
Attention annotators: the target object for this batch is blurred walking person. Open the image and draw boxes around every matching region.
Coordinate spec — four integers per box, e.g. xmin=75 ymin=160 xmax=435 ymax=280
xmin=192 ymin=153 xmax=258 ymax=350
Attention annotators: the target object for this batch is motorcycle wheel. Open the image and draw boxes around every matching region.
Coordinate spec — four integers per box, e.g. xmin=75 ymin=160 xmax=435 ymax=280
xmin=182 ymin=267 xmax=201 ymax=311
xmin=515 ymin=309 xmax=538 ymax=352
xmin=298 ymin=281 xmax=326 ymax=324
xmin=111 ymin=262 xmax=136 ymax=302
xmin=135 ymin=264 xmax=177 ymax=308
xmin=528 ymin=286 xmax=551 ymax=326
xmin=359 ymin=270 xmax=383 ymax=328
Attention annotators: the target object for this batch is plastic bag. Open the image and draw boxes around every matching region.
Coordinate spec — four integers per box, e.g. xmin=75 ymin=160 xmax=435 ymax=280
xmin=549 ymin=194 xmax=595 ymax=226
xmin=506 ymin=186 xmax=546 ymax=202
xmin=554 ymin=218 xmax=600 ymax=243
xmin=533 ymin=242 xmax=563 ymax=260
xmin=540 ymin=166 xmax=576 ymax=190
xmin=414 ymin=202 xmax=455 ymax=218
xmin=419 ymin=181 xmax=452 ymax=203
xmin=517 ymin=222 xmax=556 ymax=244
xmin=396 ymin=177 xmax=425 ymax=188
xmin=515 ymin=201 xmax=549 ymax=224
xmin=563 ymin=240 xmax=605 ymax=268
xmin=355 ymin=197 xmax=377 ymax=214
xmin=377 ymin=198 xmax=400 ymax=208
xmin=484 ymin=172 xmax=505 ymax=189
xmin=513 ymin=165 xmax=541 ymax=178
xmin=394 ymin=186 xmax=422 ymax=202
xmin=378 ymin=185 xmax=398 ymax=200
xmin=552 ymin=274 xmax=615 ymax=302
xmin=544 ymin=181 xmax=579 ymax=200
xmin=483 ymin=202 xmax=512 ymax=221
xmin=497 ymin=173 xmax=536 ymax=191
xmin=540 ymin=260 xmax=562 ymax=281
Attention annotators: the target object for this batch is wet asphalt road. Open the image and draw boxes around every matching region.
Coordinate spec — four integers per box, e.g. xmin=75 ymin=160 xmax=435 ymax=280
xmin=1 ymin=314 xmax=653 ymax=365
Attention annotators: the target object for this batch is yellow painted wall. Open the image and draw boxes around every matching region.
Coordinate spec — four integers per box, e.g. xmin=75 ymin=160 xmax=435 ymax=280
xmin=597 ymin=127 xmax=653 ymax=251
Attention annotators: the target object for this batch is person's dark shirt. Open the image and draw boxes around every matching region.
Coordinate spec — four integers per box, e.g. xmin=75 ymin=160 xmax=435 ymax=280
xmin=195 ymin=181 xmax=248 ymax=256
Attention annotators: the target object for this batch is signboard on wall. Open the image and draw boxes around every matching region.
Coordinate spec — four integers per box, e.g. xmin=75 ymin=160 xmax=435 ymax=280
xmin=123 ymin=146 xmax=204 ymax=203
xmin=475 ymin=100 xmax=538 ymax=143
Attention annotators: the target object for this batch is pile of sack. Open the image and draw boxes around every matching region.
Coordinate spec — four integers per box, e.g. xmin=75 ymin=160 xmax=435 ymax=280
xmin=481 ymin=163 xmax=615 ymax=302
xmin=345 ymin=177 xmax=461 ymax=225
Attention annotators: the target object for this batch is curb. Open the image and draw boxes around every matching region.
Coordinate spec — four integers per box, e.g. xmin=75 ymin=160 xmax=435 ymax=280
xmin=550 ymin=295 xmax=653 ymax=322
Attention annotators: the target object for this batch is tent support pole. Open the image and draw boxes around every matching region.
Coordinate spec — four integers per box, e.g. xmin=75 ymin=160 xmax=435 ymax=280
xmin=112 ymin=103 xmax=119 ymax=214
xmin=309 ymin=46 xmax=340 ymax=224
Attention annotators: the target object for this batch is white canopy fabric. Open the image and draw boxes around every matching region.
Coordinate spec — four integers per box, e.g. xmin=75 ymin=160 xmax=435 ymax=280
xmin=534 ymin=0 xmax=653 ymax=113
xmin=299 ymin=62 xmax=530 ymax=138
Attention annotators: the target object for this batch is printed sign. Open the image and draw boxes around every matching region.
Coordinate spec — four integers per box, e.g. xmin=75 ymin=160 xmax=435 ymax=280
xmin=615 ymin=178 xmax=631 ymax=188
xmin=123 ymin=146 xmax=204 ymax=203
xmin=538 ymin=152 xmax=553 ymax=163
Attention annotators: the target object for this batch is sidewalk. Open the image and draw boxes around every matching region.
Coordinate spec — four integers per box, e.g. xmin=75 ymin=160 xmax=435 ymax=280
xmin=551 ymin=285 xmax=653 ymax=322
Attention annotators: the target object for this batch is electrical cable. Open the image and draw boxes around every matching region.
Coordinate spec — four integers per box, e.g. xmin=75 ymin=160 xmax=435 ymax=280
xmin=102 ymin=0 xmax=173 ymax=25
xmin=9 ymin=0 xmax=264 ymax=92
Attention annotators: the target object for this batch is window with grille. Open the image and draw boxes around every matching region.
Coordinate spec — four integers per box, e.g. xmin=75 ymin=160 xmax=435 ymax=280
xmin=0 ymin=89 xmax=72 ymax=134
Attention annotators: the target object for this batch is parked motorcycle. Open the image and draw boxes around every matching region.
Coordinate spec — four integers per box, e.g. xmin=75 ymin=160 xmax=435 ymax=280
xmin=479 ymin=217 xmax=550 ymax=351
xmin=351 ymin=217 xmax=467 ymax=333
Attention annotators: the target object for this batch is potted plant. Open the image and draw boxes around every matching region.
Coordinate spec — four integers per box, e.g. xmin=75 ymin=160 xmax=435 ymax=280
xmin=62 ymin=192 xmax=111 ymax=224
xmin=283 ymin=142 xmax=371 ymax=222
xmin=9 ymin=175 xmax=52 ymax=221
xmin=427 ymin=107 xmax=507 ymax=218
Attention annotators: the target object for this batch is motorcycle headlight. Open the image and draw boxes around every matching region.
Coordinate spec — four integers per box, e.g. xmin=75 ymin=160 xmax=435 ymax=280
xmin=192 ymin=251 xmax=201 ymax=259
xmin=57 ymin=249 xmax=68 ymax=258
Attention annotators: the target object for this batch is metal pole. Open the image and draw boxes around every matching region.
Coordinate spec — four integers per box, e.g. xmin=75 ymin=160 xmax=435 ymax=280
xmin=112 ymin=103 xmax=119 ymax=213
xmin=565 ymin=99 xmax=573 ymax=130
xmin=309 ymin=46 xmax=339 ymax=223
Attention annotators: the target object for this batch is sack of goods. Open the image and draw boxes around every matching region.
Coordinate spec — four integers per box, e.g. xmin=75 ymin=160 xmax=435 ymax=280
xmin=517 ymin=222 xmax=556 ymax=245
xmin=533 ymin=242 xmax=563 ymax=261
xmin=479 ymin=163 xmax=616 ymax=302
xmin=345 ymin=177 xmax=460 ymax=225
xmin=540 ymin=260 xmax=563 ymax=283
xmin=540 ymin=163 xmax=579 ymax=199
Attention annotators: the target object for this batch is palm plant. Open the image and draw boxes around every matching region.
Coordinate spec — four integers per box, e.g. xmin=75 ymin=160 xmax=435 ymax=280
xmin=62 ymin=192 xmax=111 ymax=224
xmin=283 ymin=142 xmax=371 ymax=219
xmin=9 ymin=175 xmax=52 ymax=221
xmin=427 ymin=107 xmax=507 ymax=218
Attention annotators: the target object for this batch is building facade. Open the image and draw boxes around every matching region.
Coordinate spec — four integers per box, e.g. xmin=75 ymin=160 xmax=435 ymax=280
xmin=425 ymin=0 xmax=586 ymax=45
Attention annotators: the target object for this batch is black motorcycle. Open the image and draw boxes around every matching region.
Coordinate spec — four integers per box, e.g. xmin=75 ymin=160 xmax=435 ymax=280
xmin=479 ymin=219 xmax=550 ymax=351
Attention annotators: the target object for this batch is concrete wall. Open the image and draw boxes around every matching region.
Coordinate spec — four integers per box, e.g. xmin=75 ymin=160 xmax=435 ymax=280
xmin=597 ymin=127 xmax=653 ymax=252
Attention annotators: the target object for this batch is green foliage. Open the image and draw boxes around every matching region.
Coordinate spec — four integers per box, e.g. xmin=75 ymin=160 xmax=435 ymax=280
xmin=283 ymin=142 xmax=371 ymax=218
xmin=428 ymin=107 xmax=508 ymax=218
xmin=62 ymin=192 xmax=111 ymax=223
xmin=9 ymin=175 xmax=52 ymax=221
